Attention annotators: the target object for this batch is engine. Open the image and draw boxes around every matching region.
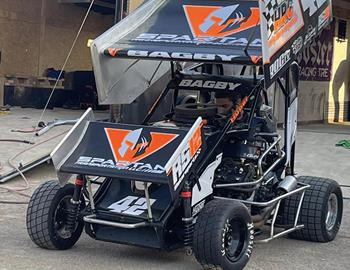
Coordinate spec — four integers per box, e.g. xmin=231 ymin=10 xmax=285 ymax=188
xmin=212 ymin=101 xmax=279 ymax=197
xmin=215 ymin=158 xmax=256 ymax=184
xmin=213 ymin=139 xmax=266 ymax=199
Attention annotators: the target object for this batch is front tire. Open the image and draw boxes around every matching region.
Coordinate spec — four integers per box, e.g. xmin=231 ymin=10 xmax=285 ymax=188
xmin=281 ymin=176 xmax=343 ymax=242
xmin=26 ymin=180 xmax=85 ymax=250
xmin=193 ymin=200 xmax=254 ymax=270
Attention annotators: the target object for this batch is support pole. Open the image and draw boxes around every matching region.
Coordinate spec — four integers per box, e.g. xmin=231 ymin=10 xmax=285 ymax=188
xmin=144 ymin=182 xmax=153 ymax=221
xmin=284 ymin=68 xmax=292 ymax=175
xmin=110 ymin=0 xmax=123 ymax=122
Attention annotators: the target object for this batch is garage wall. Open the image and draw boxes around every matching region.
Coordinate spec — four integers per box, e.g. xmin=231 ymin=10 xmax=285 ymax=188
xmin=282 ymin=13 xmax=350 ymax=123
xmin=0 ymin=0 xmax=41 ymax=76
xmin=129 ymin=0 xmax=145 ymax=12
xmin=298 ymin=81 xmax=330 ymax=122
xmin=326 ymin=17 xmax=350 ymax=122
xmin=0 ymin=0 xmax=113 ymax=77
xmin=270 ymin=80 xmax=329 ymax=124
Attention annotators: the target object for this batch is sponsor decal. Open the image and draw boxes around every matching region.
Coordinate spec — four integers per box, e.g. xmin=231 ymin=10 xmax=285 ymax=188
xmin=260 ymin=0 xmax=304 ymax=60
xmin=246 ymin=223 xmax=255 ymax=258
xmin=179 ymin=79 xmax=241 ymax=91
xmin=121 ymin=49 xmax=240 ymax=62
xmin=230 ymin=96 xmax=249 ymax=123
xmin=105 ymin=127 xmax=178 ymax=164
xmin=263 ymin=0 xmax=295 ymax=40
xmin=245 ymin=153 xmax=260 ymax=159
xmin=171 ymin=123 xmax=203 ymax=190
xmin=131 ymin=3 xmax=262 ymax=47
xmin=75 ymin=156 xmax=166 ymax=174
xmin=318 ymin=4 xmax=331 ymax=29
xmin=132 ymin=33 xmax=262 ymax=47
xmin=131 ymin=4 xmax=262 ymax=47
xmin=269 ymin=49 xmax=291 ymax=78
xmin=108 ymin=196 xmax=156 ymax=216
xmin=74 ymin=128 xmax=179 ymax=175
xmin=107 ymin=48 xmax=121 ymax=57
xmin=192 ymin=200 xmax=205 ymax=216
xmin=301 ymin=0 xmax=326 ymax=16
xmin=172 ymin=149 xmax=201 ymax=190
xmin=183 ymin=4 xmax=260 ymax=38
xmin=304 ymin=24 xmax=317 ymax=44
xmin=297 ymin=22 xmax=334 ymax=81
xmin=260 ymin=0 xmax=331 ymax=86
xmin=291 ymin=36 xmax=303 ymax=55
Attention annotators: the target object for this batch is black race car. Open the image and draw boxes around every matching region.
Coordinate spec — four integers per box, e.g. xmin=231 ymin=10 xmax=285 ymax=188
xmin=26 ymin=0 xmax=342 ymax=269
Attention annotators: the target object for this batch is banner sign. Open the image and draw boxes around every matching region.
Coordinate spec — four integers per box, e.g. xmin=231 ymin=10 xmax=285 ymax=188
xmin=259 ymin=0 xmax=332 ymax=87
xmin=297 ymin=21 xmax=334 ymax=81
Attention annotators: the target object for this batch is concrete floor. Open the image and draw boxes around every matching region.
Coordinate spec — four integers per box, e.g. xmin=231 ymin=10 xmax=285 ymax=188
xmin=0 ymin=107 xmax=108 ymax=181
xmin=0 ymin=123 xmax=349 ymax=270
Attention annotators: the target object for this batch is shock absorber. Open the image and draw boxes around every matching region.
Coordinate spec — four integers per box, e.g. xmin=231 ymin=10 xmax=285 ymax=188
xmin=66 ymin=175 xmax=85 ymax=233
xmin=181 ymin=184 xmax=193 ymax=255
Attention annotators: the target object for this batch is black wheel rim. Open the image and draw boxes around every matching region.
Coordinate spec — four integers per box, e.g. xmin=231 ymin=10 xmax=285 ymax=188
xmin=54 ymin=195 xmax=74 ymax=239
xmin=224 ymin=218 xmax=248 ymax=263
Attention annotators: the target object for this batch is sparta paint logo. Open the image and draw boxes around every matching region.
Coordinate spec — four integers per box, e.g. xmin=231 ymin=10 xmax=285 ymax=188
xmin=105 ymin=128 xmax=178 ymax=163
xmin=183 ymin=4 xmax=260 ymax=38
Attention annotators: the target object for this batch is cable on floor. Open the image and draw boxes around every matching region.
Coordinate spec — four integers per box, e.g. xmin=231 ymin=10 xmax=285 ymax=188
xmin=0 ymin=0 xmax=95 ymax=205
xmin=0 ymin=130 xmax=68 ymax=204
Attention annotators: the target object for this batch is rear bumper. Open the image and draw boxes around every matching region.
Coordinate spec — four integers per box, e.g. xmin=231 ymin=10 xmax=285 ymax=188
xmin=84 ymin=214 xmax=147 ymax=229
xmin=84 ymin=215 xmax=182 ymax=250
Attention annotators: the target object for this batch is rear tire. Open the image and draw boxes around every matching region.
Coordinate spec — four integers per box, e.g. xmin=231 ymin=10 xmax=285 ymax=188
xmin=281 ymin=176 xmax=343 ymax=242
xmin=193 ymin=200 xmax=254 ymax=270
xmin=26 ymin=180 xmax=85 ymax=250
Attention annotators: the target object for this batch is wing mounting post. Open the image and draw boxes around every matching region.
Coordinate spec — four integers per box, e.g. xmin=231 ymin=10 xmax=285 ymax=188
xmin=243 ymin=21 xmax=260 ymax=63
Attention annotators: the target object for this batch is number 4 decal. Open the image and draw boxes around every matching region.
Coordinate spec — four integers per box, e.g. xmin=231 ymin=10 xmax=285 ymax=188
xmin=108 ymin=196 xmax=156 ymax=216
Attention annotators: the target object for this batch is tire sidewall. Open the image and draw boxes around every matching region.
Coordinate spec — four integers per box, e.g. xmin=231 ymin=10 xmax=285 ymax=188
xmin=218 ymin=204 xmax=254 ymax=270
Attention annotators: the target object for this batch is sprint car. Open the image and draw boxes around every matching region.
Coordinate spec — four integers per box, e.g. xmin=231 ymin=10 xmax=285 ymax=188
xmin=26 ymin=0 xmax=343 ymax=269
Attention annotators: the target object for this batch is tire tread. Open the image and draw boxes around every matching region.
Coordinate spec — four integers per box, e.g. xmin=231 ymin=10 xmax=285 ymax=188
xmin=281 ymin=176 xmax=342 ymax=242
xmin=26 ymin=180 xmax=60 ymax=249
xmin=26 ymin=180 xmax=84 ymax=250
xmin=193 ymin=200 xmax=252 ymax=270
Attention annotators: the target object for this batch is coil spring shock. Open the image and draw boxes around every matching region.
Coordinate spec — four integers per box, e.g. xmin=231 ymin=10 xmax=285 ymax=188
xmin=66 ymin=200 xmax=80 ymax=232
xmin=66 ymin=175 xmax=85 ymax=233
xmin=184 ymin=220 xmax=194 ymax=247
xmin=181 ymin=188 xmax=193 ymax=255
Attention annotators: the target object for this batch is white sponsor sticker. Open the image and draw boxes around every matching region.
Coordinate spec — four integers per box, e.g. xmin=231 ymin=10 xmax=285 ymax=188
xmin=179 ymin=79 xmax=241 ymax=91
xmin=108 ymin=196 xmax=156 ymax=216
xmin=269 ymin=49 xmax=291 ymax=78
